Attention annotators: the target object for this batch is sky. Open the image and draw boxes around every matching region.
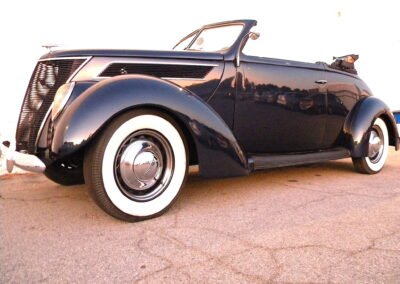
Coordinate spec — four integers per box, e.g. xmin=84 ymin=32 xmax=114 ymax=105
xmin=0 ymin=0 xmax=399 ymax=141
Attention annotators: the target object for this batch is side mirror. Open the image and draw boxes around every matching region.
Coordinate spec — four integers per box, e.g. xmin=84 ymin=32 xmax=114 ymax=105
xmin=249 ymin=32 xmax=260 ymax=41
xmin=236 ymin=31 xmax=260 ymax=67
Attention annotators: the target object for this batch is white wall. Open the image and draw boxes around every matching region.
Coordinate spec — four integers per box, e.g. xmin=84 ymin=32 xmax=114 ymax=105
xmin=0 ymin=0 xmax=399 ymax=141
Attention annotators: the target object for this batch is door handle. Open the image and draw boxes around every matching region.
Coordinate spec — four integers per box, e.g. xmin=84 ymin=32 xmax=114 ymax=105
xmin=315 ymin=79 xmax=327 ymax=84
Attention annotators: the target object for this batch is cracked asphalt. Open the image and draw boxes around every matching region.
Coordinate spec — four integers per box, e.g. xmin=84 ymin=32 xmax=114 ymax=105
xmin=1 ymin=149 xmax=400 ymax=283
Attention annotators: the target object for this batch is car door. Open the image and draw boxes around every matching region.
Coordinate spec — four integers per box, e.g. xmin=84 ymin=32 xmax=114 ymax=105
xmin=321 ymin=70 xmax=368 ymax=148
xmin=233 ymin=57 xmax=327 ymax=154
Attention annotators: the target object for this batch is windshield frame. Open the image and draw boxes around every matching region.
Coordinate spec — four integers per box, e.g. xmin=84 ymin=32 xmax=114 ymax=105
xmin=187 ymin=24 xmax=244 ymax=52
xmin=173 ymin=30 xmax=199 ymax=51
xmin=173 ymin=20 xmax=256 ymax=56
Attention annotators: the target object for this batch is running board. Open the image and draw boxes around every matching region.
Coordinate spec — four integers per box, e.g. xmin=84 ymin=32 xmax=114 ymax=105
xmin=249 ymin=148 xmax=350 ymax=171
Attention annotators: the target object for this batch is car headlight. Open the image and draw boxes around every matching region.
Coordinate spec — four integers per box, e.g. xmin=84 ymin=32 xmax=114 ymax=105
xmin=52 ymin=82 xmax=75 ymax=120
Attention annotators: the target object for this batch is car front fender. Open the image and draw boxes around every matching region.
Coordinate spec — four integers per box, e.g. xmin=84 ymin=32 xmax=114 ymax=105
xmin=51 ymin=75 xmax=249 ymax=178
xmin=343 ymin=96 xmax=399 ymax=157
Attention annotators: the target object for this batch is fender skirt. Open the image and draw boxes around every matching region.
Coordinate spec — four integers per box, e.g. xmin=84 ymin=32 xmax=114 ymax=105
xmin=52 ymin=75 xmax=249 ymax=178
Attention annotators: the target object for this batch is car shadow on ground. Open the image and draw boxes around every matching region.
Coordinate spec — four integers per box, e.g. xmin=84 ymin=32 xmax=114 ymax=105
xmin=0 ymin=158 xmax=377 ymax=224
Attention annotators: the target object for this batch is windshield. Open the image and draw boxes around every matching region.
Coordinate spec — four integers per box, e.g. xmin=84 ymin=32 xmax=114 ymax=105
xmin=174 ymin=24 xmax=243 ymax=52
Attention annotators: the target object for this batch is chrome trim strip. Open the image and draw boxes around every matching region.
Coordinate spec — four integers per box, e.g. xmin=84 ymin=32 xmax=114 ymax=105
xmin=100 ymin=60 xmax=218 ymax=68
xmin=38 ymin=56 xmax=90 ymax=62
xmin=34 ymin=104 xmax=53 ymax=148
xmin=95 ymin=76 xmax=207 ymax=81
xmin=66 ymin=57 xmax=92 ymax=83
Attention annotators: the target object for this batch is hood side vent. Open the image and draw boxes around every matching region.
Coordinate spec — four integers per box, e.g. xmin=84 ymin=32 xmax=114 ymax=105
xmin=99 ymin=63 xmax=213 ymax=79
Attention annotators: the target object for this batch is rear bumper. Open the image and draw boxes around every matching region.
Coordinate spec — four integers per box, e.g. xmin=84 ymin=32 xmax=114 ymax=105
xmin=0 ymin=141 xmax=46 ymax=173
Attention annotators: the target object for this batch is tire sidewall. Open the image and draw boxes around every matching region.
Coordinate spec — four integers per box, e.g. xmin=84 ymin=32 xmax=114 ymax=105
xmin=365 ymin=118 xmax=389 ymax=172
xmin=101 ymin=114 xmax=187 ymax=217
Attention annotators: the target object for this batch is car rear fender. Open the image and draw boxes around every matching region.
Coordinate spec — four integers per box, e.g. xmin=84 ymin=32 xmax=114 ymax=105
xmin=52 ymin=75 xmax=249 ymax=178
xmin=343 ymin=96 xmax=399 ymax=157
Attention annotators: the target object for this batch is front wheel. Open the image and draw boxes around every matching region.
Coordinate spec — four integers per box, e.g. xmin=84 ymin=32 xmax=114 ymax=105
xmin=352 ymin=117 xmax=389 ymax=174
xmin=84 ymin=110 xmax=188 ymax=222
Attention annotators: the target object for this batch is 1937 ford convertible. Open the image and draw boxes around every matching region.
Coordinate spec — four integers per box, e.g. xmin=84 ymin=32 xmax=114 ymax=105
xmin=1 ymin=20 xmax=399 ymax=221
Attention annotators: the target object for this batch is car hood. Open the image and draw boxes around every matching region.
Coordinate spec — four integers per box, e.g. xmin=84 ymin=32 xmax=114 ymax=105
xmin=40 ymin=49 xmax=224 ymax=61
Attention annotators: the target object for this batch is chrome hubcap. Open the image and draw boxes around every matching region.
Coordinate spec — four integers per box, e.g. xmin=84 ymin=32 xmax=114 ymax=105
xmin=368 ymin=128 xmax=383 ymax=163
xmin=114 ymin=130 xmax=174 ymax=202
xmin=119 ymin=140 xmax=163 ymax=190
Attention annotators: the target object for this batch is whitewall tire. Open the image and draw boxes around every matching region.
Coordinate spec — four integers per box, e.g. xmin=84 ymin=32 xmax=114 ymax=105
xmin=84 ymin=110 xmax=188 ymax=222
xmin=352 ymin=117 xmax=389 ymax=174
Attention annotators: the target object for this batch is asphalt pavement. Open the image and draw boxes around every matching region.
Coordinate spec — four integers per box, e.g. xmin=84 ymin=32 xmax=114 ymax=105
xmin=1 ymin=149 xmax=400 ymax=283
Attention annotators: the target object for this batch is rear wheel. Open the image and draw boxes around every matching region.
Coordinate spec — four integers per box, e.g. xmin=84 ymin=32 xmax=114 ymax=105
xmin=84 ymin=110 xmax=188 ymax=222
xmin=352 ymin=117 xmax=389 ymax=174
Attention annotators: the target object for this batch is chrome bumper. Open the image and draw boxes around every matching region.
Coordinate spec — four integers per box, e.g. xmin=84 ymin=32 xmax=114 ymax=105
xmin=0 ymin=141 xmax=46 ymax=173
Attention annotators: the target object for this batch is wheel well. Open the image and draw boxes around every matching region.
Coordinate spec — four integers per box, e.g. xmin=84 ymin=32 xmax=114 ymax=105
xmin=380 ymin=114 xmax=397 ymax=148
xmin=151 ymin=107 xmax=199 ymax=166
xmin=84 ymin=106 xmax=199 ymax=166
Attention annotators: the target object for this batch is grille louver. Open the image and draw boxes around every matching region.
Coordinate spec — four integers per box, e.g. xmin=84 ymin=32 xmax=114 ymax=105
xmin=100 ymin=63 xmax=213 ymax=79
xmin=16 ymin=58 xmax=86 ymax=153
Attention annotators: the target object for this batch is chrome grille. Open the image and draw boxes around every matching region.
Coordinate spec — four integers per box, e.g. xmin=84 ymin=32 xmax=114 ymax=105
xmin=16 ymin=58 xmax=86 ymax=153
